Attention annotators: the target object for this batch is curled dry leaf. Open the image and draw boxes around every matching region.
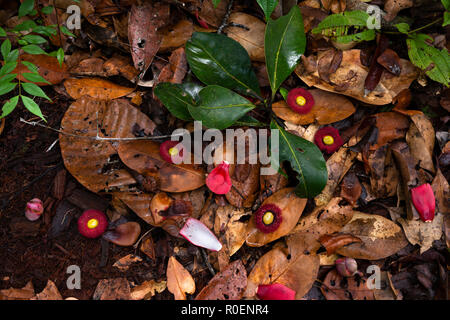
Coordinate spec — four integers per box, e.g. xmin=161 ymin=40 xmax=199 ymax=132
xmin=160 ymin=20 xmax=194 ymax=52
xmin=214 ymin=205 xmax=249 ymax=258
xmin=321 ymin=269 xmax=374 ymax=300
xmin=318 ymin=48 xmax=343 ymax=83
xmin=130 ymin=280 xmax=167 ymax=300
xmin=431 ymin=169 xmax=450 ymax=214
xmin=319 ymin=233 xmax=362 ymax=255
xmin=0 ymin=281 xmax=34 ymax=300
xmin=398 ymin=213 xmax=444 ymax=254
xmin=156 ymin=47 xmax=188 ymax=85
xmin=195 ymin=0 xmax=230 ymax=28
xmin=70 ymin=57 xmax=106 ymax=77
xmin=167 ymin=256 xmax=196 ymax=300
xmin=59 ymin=97 xmax=156 ymax=193
xmin=315 ymin=147 xmax=357 ymax=206
xmin=272 ymin=89 xmax=355 ymax=125
xmin=195 ymin=260 xmax=247 ymax=300
xmin=377 ymin=48 xmax=402 ymax=76
xmin=93 ymin=278 xmax=131 ymax=300
xmin=285 ymin=122 xmax=319 ymax=142
xmin=406 ymin=113 xmax=435 ymax=174
xmin=117 ymin=140 xmax=206 ymax=193
xmin=102 ymin=54 xmax=139 ymax=82
xmin=255 ymin=165 xmax=289 ymax=208
xmin=336 ymin=212 xmax=408 ymax=260
xmin=245 ymin=240 xmax=320 ymax=300
xmin=246 ymin=188 xmax=307 ymax=247
xmin=14 ymin=54 xmax=69 ymax=85
xmin=296 ymin=49 xmax=418 ymax=105
xmin=384 ymin=0 xmax=413 ymax=22
xmin=113 ymin=254 xmax=143 ymax=271
xmin=226 ymin=13 xmax=265 ymax=62
xmin=226 ymin=163 xmax=260 ymax=208
xmin=64 ymin=78 xmax=135 ymax=100
xmin=374 ymin=271 xmax=402 ymax=300
xmin=30 ymin=280 xmax=62 ymax=300
xmin=340 ymin=171 xmax=362 ymax=206
xmin=370 ymin=112 xmax=410 ymax=149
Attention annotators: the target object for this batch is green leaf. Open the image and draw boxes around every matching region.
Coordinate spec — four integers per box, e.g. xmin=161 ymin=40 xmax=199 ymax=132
xmin=6 ymin=49 xmax=19 ymax=63
xmin=31 ymin=25 xmax=57 ymax=36
xmin=257 ymin=0 xmax=279 ymax=20
xmin=41 ymin=5 xmax=54 ymax=14
xmin=279 ymin=87 xmax=289 ymax=100
xmin=0 ymin=82 xmax=17 ymax=95
xmin=442 ymin=0 xmax=450 ymax=10
xmin=212 ymin=0 xmax=221 ymax=7
xmin=185 ymin=32 xmax=261 ymax=96
xmin=0 ymin=27 xmax=6 ymax=37
xmin=60 ymin=25 xmax=76 ymax=37
xmin=0 ymin=73 xmax=17 ymax=84
xmin=21 ymin=95 xmax=46 ymax=121
xmin=407 ymin=33 xmax=450 ymax=86
xmin=0 ymin=62 xmax=17 ymax=77
xmin=188 ymin=85 xmax=255 ymax=130
xmin=1 ymin=39 xmax=11 ymax=60
xmin=19 ymin=0 xmax=35 ymax=18
xmin=270 ymin=120 xmax=327 ymax=198
xmin=56 ymin=48 xmax=64 ymax=67
xmin=334 ymin=29 xmax=376 ymax=44
xmin=181 ymin=81 xmax=203 ymax=101
xmin=22 ymin=72 xmax=51 ymax=84
xmin=265 ymin=6 xmax=305 ymax=96
xmin=22 ymin=34 xmax=47 ymax=44
xmin=13 ymin=20 xmax=37 ymax=32
xmin=22 ymin=44 xmax=47 ymax=55
xmin=21 ymin=61 xmax=38 ymax=73
xmin=444 ymin=11 xmax=450 ymax=27
xmin=154 ymin=82 xmax=195 ymax=121
xmin=21 ymin=82 xmax=52 ymax=101
xmin=234 ymin=114 xmax=266 ymax=127
xmin=0 ymin=96 xmax=19 ymax=119
xmin=395 ymin=23 xmax=410 ymax=34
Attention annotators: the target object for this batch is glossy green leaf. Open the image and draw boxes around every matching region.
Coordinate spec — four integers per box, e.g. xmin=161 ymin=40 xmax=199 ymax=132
xmin=270 ymin=120 xmax=327 ymax=198
xmin=1 ymin=39 xmax=11 ymax=60
xmin=60 ymin=25 xmax=76 ymax=37
xmin=0 ymin=96 xmax=19 ymax=119
xmin=188 ymin=85 xmax=255 ymax=130
xmin=22 ymin=72 xmax=51 ymax=84
xmin=21 ymin=95 xmax=46 ymax=121
xmin=0 ymin=82 xmax=17 ymax=95
xmin=19 ymin=0 xmax=35 ymax=17
xmin=21 ymin=82 xmax=52 ymax=101
xmin=21 ymin=61 xmax=38 ymax=73
xmin=0 ymin=27 xmax=6 ymax=37
xmin=395 ymin=23 xmax=410 ymax=34
xmin=14 ymin=20 xmax=37 ymax=32
xmin=154 ymin=82 xmax=195 ymax=121
xmin=41 ymin=5 xmax=54 ymax=14
xmin=185 ymin=32 xmax=260 ymax=96
xmin=0 ymin=62 xmax=17 ymax=77
xmin=265 ymin=6 xmax=305 ymax=96
xmin=0 ymin=73 xmax=17 ymax=84
xmin=32 ymin=25 xmax=57 ymax=36
xmin=22 ymin=44 xmax=47 ymax=55
xmin=56 ymin=48 xmax=64 ymax=67
xmin=22 ymin=34 xmax=47 ymax=44
xmin=6 ymin=49 xmax=19 ymax=63
xmin=257 ymin=0 xmax=279 ymax=20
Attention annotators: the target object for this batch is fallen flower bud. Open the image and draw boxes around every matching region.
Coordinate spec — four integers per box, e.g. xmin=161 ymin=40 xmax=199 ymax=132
xmin=314 ymin=126 xmax=343 ymax=154
xmin=411 ymin=183 xmax=435 ymax=222
xmin=179 ymin=218 xmax=222 ymax=251
xmin=25 ymin=198 xmax=44 ymax=221
xmin=287 ymin=88 xmax=314 ymax=114
xmin=335 ymin=257 xmax=358 ymax=277
xmin=78 ymin=209 xmax=108 ymax=239
xmin=256 ymin=283 xmax=296 ymax=300
xmin=206 ymin=161 xmax=232 ymax=195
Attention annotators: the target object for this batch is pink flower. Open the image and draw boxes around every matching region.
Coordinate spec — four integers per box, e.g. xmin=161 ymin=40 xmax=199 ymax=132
xmin=206 ymin=161 xmax=232 ymax=194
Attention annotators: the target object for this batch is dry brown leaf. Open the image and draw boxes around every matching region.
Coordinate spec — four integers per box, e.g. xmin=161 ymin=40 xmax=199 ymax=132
xmin=130 ymin=280 xmax=167 ymax=300
xmin=70 ymin=57 xmax=106 ymax=77
xmin=14 ymin=54 xmax=69 ymax=85
xmin=246 ymin=188 xmax=307 ymax=247
xmin=272 ymin=89 xmax=355 ymax=125
xmin=371 ymin=112 xmax=410 ymax=149
xmin=117 ymin=140 xmax=206 ymax=193
xmin=160 ymin=20 xmax=194 ymax=52
xmin=196 ymin=0 xmax=230 ymax=28
xmin=296 ymin=49 xmax=418 ymax=105
xmin=93 ymin=278 xmax=131 ymax=300
xmin=384 ymin=0 xmax=413 ymax=22
xmin=226 ymin=163 xmax=260 ymax=208
xmin=226 ymin=13 xmax=265 ymax=62
xmin=64 ymin=78 xmax=135 ymax=100
xmin=319 ymin=233 xmax=362 ymax=255
xmin=398 ymin=213 xmax=444 ymax=254
xmin=285 ymin=122 xmax=319 ymax=141
xmin=0 ymin=118 xmax=5 ymax=137
xmin=156 ymin=47 xmax=187 ymax=84
xmin=406 ymin=113 xmax=435 ymax=174
xmin=336 ymin=212 xmax=408 ymax=260
xmin=31 ymin=280 xmax=62 ymax=300
xmin=321 ymin=269 xmax=374 ymax=300
xmin=140 ymin=235 xmax=156 ymax=260
xmin=0 ymin=281 xmax=34 ymax=300
xmin=60 ymin=97 xmax=155 ymax=193
xmin=431 ymin=169 xmax=450 ymax=214
xmin=103 ymin=54 xmax=139 ymax=82
xmin=113 ymin=254 xmax=143 ymax=271
xmin=374 ymin=271 xmax=402 ymax=300
xmin=167 ymin=256 xmax=196 ymax=300
xmin=315 ymin=147 xmax=357 ymax=206
xmin=245 ymin=240 xmax=320 ymax=300
xmin=214 ymin=205 xmax=249 ymax=258
xmin=340 ymin=171 xmax=362 ymax=206
xmin=195 ymin=260 xmax=247 ymax=300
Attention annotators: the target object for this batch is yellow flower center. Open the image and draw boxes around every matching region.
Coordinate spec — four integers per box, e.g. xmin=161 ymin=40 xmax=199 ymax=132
xmin=323 ymin=135 xmax=334 ymax=145
xmin=168 ymin=147 xmax=179 ymax=156
xmin=262 ymin=211 xmax=274 ymax=225
xmin=87 ymin=218 xmax=99 ymax=229
xmin=296 ymin=96 xmax=306 ymax=106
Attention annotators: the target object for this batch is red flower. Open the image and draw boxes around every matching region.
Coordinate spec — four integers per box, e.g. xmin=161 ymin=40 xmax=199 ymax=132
xmin=206 ymin=161 xmax=232 ymax=194
xmin=286 ymin=88 xmax=314 ymax=114
xmin=78 ymin=209 xmax=108 ymax=239
xmin=314 ymin=126 xmax=343 ymax=154
xmin=159 ymin=140 xmax=184 ymax=164
xmin=254 ymin=204 xmax=282 ymax=233
xmin=411 ymin=183 xmax=435 ymax=222
xmin=195 ymin=10 xmax=209 ymax=29
xmin=257 ymin=283 xmax=296 ymax=300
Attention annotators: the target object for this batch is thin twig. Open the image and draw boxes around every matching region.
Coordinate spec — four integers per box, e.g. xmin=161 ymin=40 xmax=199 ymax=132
xmin=217 ymin=0 xmax=234 ymax=34
xmin=200 ymin=248 xmax=216 ymax=276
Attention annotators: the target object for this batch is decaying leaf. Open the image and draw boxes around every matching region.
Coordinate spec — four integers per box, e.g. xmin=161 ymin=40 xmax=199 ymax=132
xmin=64 ymin=78 xmax=135 ymax=100
xmin=30 ymin=280 xmax=62 ymax=300
xmin=196 ymin=260 xmax=247 ymax=300
xmin=406 ymin=113 xmax=435 ymax=174
xmin=93 ymin=278 xmax=131 ymax=300
xmin=374 ymin=271 xmax=402 ymax=300
xmin=272 ymin=89 xmax=355 ymax=125
xmin=321 ymin=269 xmax=374 ymax=300
xmin=296 ymin=49 xmax=418 ymax=105
xmin=226 ymin=163 xmax=260 ymax=208
xmin=319 ymin=233 xmax=362 ymax=255
xmin=431 ymin=169 xmax=450 ymax=214
xmin=340 ymin=171 xmax=362 ymax=206
xmin=14 ymin=54 xmax=69 ymax=85
xmin=398 ymin=213 xmax=444 ymax=254
xmin=0 ymin=281 xmax=35 ymax=300
xmin=336 ymin=212 xmax=408 ymax=260
xmin=160 ymin=20 xmax=194 ymax=52
xmin=156 ymin=47 xmax=188 ymax=85
xmin=245 ymin=239 xmax=320 ymax=300
xmin=246 ymin=188 xmax=307 ymax=247
xmin=226 ymin=13 xmax=265 ymax=62
xmin=130 ymin=280 xmax=167 ymax=300
xmin=167 ymin=256 xmax=196 ymax=300
xmin=384 ymin=0 xmax=413 ymax=21
xmin=113 ymin=254 xmax=143 ymax=271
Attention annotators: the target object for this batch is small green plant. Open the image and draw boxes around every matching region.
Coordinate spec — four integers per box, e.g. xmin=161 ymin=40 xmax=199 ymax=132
xmin=0 ymin=0 xmax=72 ymax=121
